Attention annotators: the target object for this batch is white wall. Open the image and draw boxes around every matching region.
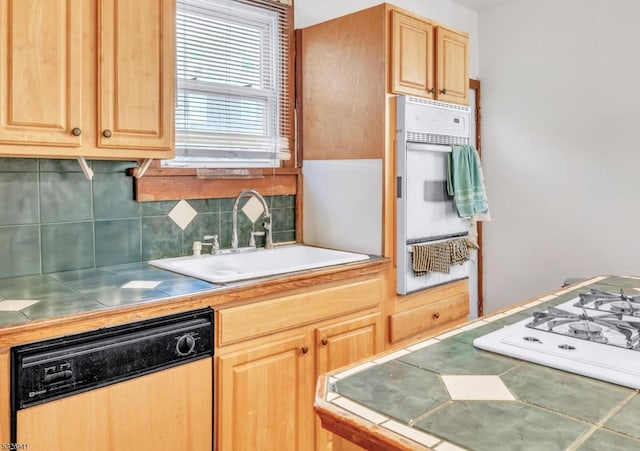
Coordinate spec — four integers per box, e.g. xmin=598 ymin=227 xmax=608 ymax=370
xmin=479 ymin=0 xmax=640 ymax=311
xmin=295 ymin=0 xmax=480 ymax=78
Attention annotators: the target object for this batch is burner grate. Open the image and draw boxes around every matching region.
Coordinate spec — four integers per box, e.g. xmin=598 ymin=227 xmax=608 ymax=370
xmin=575 ymin=289 xmax=640 ymax=316
xmin=474 ymin=288 xmax=640 ymax=390
xmin=526 ymin=305 xmax=640 ymax=350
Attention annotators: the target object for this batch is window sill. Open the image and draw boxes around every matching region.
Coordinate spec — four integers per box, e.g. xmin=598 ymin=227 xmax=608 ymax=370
xmin=131 ymin=166 xmax=300 ymax=202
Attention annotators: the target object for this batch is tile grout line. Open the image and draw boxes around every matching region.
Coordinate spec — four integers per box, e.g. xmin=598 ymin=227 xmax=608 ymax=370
xmin=90 ymin=166 xmax=97 ymax=269
xmin=37 ymin=162 xmax=43 ymax=275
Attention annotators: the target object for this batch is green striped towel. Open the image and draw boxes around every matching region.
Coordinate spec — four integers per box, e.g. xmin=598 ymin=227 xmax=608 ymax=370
xmin=447 ymin=145 xmax=489 ymax=218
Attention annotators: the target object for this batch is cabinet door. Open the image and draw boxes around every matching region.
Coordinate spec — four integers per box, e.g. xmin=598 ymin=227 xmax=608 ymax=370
xmin=436 ymin=26 xmax=469 ymax=105
xmin=0 ymin=0 xmax=83 ymax=147
xmin=218 ymin=332 xmax=314 ymax=451
xmin=98 ymin=0 xmax=174 ymax=152
xmin=391 ymin=10 xmax=435 ymax=99
xmin=315 ymin=313 xmax=383 ymax=451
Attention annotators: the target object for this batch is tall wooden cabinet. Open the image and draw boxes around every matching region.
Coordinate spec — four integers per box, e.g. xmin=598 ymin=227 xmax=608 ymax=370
xmin=0 ymin=0 xmax=174 ymax=159
xmin=299 ymin=3 xmax=471 ymax=349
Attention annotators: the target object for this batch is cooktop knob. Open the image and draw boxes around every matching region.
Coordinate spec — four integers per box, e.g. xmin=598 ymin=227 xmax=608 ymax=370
xmin=176 ymin=334 xmax=196 ymax=356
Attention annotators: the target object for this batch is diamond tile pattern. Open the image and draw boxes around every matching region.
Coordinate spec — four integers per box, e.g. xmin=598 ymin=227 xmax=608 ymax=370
xmin=441 ymin=375 xmax=515 ymax=401
xmin=168 ymin=200 xmax=198 ymax=230
xmin=121 ymin=281 xmax=162 ymax=289
xmin=241 ymin=196 xmax=265 ymax=223
xmin=0 ymin=300 xmax=40 ymax=312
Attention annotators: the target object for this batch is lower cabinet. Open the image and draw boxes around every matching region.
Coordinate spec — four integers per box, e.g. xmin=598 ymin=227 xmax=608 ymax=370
xmin=216 ymin=275 xmax=384 ymax=451
xmin=314 ymin=314 xmax=381 ymax=451
xmin=217 ymin=332 xmax=314 ymax=450
xmin=389 ymin=279 xmax=469 ymax=344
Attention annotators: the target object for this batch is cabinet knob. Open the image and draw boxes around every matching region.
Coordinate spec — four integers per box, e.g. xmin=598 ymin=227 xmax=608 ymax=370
xmin=432 ymin=312 xmax=440 ymax=320
xmin=102 ymin=129 xmax=113 ymax=138
xmin=71 ymin=127 xmax=82 ymax=136
xmin=440 ymin=88 xmax=447 ymax=95
xmin=301 ymin=346 xmax=309 ymax=354
xmin=428 ymin=88 xmax=435 ymax=94
xmin=321 ymin=338 xmax=329 ymax=346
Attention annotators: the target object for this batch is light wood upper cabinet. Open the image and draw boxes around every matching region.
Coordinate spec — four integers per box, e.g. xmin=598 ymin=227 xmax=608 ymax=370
xmin=436 ymin=26 xmax=469 ymax=105
xmin=391 ymin=10 xmax=435 ymax=99
xmin=0 ymin=0 xmax=174 ymax=159
xmin=390 ymin=9 xmax=469 ymax=105
xmin=98 ymin=0 xmax=174 ymax=151
xmin=0 ymin=0 xmax=83 ymax=147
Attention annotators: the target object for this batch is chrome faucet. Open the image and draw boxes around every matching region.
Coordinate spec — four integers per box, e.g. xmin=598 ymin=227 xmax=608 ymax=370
xmin=231 ymin=189 xmax=273 ymax=250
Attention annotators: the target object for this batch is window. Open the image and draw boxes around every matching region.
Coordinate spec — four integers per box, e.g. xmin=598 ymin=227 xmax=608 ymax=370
xmin=166 ymin=0 xmax=292 ymax=168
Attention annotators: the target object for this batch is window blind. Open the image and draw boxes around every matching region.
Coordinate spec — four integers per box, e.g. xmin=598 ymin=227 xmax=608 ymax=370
xmin=168 ymin=0 xmax=292 ymax=168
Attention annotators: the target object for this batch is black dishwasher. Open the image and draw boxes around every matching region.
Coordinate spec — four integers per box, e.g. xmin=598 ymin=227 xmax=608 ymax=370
xmin=11 ymin=308 xmax=214 ymax=449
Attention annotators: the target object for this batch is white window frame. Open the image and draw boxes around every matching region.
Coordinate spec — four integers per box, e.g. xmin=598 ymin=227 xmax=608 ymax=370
xmin=166 ymin=0 xmax=289 ymax=169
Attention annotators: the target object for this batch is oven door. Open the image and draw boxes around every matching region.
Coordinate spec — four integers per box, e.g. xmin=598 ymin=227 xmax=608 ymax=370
xmin=402 ymin=142 xmax=469 ymax=241
xmin=397 ymin=142 xmax=470 ymax=294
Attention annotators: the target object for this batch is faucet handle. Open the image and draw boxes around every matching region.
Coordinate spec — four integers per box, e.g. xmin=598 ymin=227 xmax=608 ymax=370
xmin=249 ymin=231 xmax=265 ymax=248
xmin=204 ymin=234 xmax=220 ymax=253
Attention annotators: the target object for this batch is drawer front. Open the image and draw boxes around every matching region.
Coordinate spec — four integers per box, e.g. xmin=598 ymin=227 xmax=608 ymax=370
xmin=389 ymin=292 xmax=468 ymax=343
xmin=218 ymin=276 xmax=383 ymax=346
xmin=396 ymin=279 xmax=468 ymax=311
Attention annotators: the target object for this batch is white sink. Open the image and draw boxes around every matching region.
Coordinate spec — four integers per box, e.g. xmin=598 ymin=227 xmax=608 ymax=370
xmin=148 ymin=244 xmax=370 ymax=283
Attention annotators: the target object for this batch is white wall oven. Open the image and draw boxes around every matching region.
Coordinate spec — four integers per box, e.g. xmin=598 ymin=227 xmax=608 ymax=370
xmin=396 ymin=96 xmax=472 ymax=295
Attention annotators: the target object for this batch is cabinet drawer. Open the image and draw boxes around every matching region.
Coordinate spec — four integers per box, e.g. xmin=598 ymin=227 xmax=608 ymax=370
xmin=218 ymin=277 xmax=383 ymax=346
xmin=396 ymin=279 xmax=468 ymax=311
xmin=389 ymin=291 xmax=468 ymax=343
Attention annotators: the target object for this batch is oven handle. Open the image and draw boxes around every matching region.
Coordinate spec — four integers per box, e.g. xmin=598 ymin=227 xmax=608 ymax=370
xmin=406 ymin=142 xmax=452 ymax=153
xmin=407 ymin=233 xmax=469 ymax=251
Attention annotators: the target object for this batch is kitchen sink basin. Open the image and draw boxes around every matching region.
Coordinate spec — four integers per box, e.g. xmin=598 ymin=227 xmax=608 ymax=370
xmin=148 ymin=244 xmax=370 ymax=283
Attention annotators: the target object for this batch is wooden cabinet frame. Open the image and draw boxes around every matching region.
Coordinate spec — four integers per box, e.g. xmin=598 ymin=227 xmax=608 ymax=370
xmin=0 ymin=0 xmax=83 ymax=147
xmin=391 ymin=10 xmax=435 ymax=99
xmin=0 ymin=0 xmax=175 ymax=160
xmin=389 ymin=6 xmax=469 ymax=105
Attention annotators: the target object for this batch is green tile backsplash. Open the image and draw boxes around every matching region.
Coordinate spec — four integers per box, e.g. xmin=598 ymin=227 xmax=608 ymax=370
xmin=0 ymin=172 xmax=39 ymax=225
xmin=0 ymin=158 xmax=296 ymax=279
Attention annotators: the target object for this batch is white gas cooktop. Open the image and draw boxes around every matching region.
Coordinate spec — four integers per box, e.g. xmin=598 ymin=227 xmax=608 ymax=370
xmin=474 ymin=289 xmax=640 ymax=389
